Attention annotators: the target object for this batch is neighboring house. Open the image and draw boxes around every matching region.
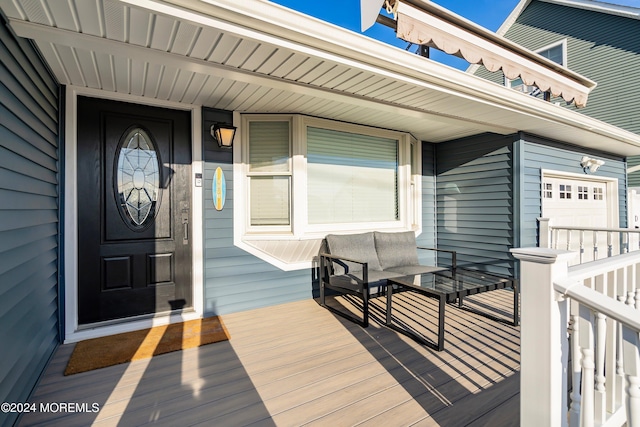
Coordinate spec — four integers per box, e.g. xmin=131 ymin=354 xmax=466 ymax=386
xmin=471 ymin=0 xmax=640 ymax=228
xmin=2 ymin=1 xmax=640 ymax=426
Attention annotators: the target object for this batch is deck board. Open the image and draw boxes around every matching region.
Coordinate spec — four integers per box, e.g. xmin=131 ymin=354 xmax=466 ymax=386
xmin=19 ymin=290 xmax=520 ymax=426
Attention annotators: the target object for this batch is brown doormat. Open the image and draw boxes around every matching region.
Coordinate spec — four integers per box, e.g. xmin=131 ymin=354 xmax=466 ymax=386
xmin=64 ymin=316 xmax=229 ymax=375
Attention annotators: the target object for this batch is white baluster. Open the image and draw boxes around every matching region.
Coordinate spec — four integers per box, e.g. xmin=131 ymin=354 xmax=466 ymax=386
xmin=594 ymin=274 xmax=607 ymax=423
xmin=608 ymin=232 xmax=613 ymax=257
xmin=622 ymin=325 xmax=640 ymax=426
xmin=608 ymin=268 xmax=626 ymax=410
xmin=595 ymin=312 xmax=607 ymax=423
xmin=569 ymin=303 xmax=582 ymax=427
xmin=625 ymin=232 xmax=630 ymax=254
xmin=628 ymin=263 xmax=636 ymax=308
xmin=568 ymin=229 xmax=573 ymax=251
xmin=594 ymin=231 xmax=599 ymax=261
xmin=580 ymin=305 xmax=596 ymax=427
xmin=580 ymin=230 xmax=585 ymax=264
xmin=634 ymin=264 xmax=640 ymax=310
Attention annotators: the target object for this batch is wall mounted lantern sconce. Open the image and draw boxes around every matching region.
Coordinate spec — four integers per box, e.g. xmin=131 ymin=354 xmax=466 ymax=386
xmin=210 ymin=123 xmax=237 ymax=148
xmin=581 ymin=156 xmax=605 ymax=173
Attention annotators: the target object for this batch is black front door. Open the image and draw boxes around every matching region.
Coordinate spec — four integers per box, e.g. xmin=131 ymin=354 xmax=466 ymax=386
xmin=77 ymin=97 xmax=192 ymax=325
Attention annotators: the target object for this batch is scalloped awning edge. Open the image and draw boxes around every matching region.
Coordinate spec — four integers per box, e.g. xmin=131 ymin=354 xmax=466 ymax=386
xmin=396 ymin=5 xmax=592 ymax=108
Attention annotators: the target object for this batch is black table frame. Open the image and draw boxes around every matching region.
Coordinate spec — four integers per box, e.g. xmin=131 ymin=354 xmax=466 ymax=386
xmin=385 ymin=268 xmax=519 ymax=351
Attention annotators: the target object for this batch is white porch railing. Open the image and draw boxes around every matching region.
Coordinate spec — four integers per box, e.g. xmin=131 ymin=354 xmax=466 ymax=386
xmin=539 ymin=218 xmax=640 ymax=264
xmin=512 ymin=248 xmax=640 ymax=427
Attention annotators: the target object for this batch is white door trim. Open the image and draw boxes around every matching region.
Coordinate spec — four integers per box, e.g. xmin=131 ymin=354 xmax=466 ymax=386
xmin=63 ymin=86 xmax=204 ymax=344
xmin=541 ymin=169 xmax=619 ymax=228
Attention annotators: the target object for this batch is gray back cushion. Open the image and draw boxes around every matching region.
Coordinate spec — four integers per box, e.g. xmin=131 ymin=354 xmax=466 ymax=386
xmin=326 ymin=232 xmax=382 ymax=274
xmin=374 ymin=231 xmax=419 ymax=269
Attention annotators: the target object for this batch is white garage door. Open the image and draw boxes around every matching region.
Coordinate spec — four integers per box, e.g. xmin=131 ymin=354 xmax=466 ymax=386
xmin=542 ymin=173 xmax=619 ymax=263
xmin=542 ymin=176 xmax=609 ymax=228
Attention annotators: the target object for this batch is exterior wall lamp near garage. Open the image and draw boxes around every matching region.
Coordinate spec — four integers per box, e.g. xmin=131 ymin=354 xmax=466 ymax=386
xmin=581 ymin=156 xmax=605 ymax=173
xmin=211 ymin=123 xmax=237 ymax=148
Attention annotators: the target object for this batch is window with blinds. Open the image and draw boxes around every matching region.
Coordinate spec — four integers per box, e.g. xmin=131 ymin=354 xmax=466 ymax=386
xmin=248 ymin=121 xmax=291 ymax=226
xmin=239 ymin=114 xmax=420 ymax=241
xmin=307 ymin=127 xmax=398 ymax=224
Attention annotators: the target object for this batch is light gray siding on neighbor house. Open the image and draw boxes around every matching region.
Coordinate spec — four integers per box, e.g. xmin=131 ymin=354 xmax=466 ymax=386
xmin=0 ymin=17 xmax=59 ymax=427
xmin=436 ymin=134 xmax=517 ymax=277
xmin=519 ymin=135 xmax=628 ymax=248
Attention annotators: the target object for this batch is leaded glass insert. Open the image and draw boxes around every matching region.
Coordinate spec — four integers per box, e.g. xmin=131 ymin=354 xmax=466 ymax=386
xmin=116 ymin=128 xmax=160 ymax=227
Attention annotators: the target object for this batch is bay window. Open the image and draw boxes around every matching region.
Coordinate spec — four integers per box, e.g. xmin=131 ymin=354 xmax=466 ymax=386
xmin=235 ymin=114 xmax=421 ymax=269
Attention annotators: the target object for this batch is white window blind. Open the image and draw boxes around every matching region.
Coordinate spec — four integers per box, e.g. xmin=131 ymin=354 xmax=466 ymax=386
xmin=249 ymin=121 xmax=290 ymax=172
xmin=250 ymin=176 xmax=290 ymax=225
xmin=248 ymin=121 xmax=291 ymax=226
xmin=307 ymin=127 xmax=398 ymax=224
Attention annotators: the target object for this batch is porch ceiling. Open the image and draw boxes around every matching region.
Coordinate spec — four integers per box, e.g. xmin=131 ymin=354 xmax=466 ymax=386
xmin=3 ymin=0 xmax=640 ymax=155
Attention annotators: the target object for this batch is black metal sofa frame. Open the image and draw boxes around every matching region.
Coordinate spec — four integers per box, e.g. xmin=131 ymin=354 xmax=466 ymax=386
xmin=318 ymin=231 xmax=457 ymax=327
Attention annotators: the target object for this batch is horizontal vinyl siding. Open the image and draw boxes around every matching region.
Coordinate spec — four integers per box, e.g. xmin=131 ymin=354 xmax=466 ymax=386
xmin=203 ymin=162 xmax=314 ymax=315
xmin=476 ymin=1 xmax=640 ymax=136
xmin=203 ymin=109 xmax=309 ymax=315
xmin=0 ymin=17 xmax=59 ymax=427
xmin=418 ymin=143 xmax=437 ymax=264
xmin=628 ymin=156 xmax=640 ymax=188
xmin=436 ymin=134 xmax=516 ymax=277
xmin=520 ymin=137 xmax=627 ymax=248
xmin=202 ymin=112 xmax=440 ymax=315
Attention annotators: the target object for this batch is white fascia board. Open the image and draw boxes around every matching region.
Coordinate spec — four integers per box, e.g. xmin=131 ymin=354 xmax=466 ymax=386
xmin=539 ymin=0 xmax=640 ymax=20
xmin=116 ymin=0 xmax=640 ymax=154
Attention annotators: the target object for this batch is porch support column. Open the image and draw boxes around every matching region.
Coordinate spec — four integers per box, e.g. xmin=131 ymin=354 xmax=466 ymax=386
xmin=511 ymin=247 xmax=577 ymax=427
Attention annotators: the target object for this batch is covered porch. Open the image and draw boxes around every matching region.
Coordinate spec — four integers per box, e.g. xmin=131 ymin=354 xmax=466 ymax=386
xmin=20 ymin=292 xmax=519 ymax=426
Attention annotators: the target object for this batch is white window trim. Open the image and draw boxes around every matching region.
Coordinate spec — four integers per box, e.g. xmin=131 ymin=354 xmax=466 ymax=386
xmin=233 ymin=113 xmax=422 ymax=269
xmin=63 ymin=85 xmax=204 ymax=343
xmin=243 ymin=114 xmax=294 ymax=235
xmin=505 ymin=39 xmax=568 ymax=90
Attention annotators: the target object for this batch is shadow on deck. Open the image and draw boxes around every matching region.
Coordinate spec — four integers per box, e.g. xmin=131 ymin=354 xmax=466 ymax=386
xmin=20 ymin=290 xmax=519 ymax=426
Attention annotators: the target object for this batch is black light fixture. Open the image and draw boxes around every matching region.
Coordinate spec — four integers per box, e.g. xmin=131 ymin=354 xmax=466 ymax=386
xmin=210 ymin=123 xmax=237 ymax=148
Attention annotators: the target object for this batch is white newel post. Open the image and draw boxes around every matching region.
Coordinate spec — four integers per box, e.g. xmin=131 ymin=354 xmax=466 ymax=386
xmin=511 ymin=247 xmax=577 ymax=427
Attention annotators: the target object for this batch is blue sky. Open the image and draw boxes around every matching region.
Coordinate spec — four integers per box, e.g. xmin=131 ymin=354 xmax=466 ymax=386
xmin=269 ymin=0 xmax=640 ymax=69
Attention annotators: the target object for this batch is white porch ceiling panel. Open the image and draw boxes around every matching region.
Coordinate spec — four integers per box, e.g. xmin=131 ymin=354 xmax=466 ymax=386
xmin=2 ymin=0 xmax=640 ymax=153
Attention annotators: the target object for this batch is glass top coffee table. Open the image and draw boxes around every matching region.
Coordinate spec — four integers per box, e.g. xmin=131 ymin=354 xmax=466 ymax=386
xmin=385 ymin=268 xmax=519 ymax=351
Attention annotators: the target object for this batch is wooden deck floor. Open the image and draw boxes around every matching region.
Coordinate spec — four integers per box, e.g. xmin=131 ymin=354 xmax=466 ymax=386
xmin=20 ymin=290 xmax=520 ymax=426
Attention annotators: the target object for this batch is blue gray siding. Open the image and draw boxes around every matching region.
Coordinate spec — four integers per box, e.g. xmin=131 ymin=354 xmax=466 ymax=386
xmin=435 ymin=133 xmax=627 ymax=279
xmin=436 ymin=134 xmax=516 ymax=277
xmin=418 ymin=142 xmax=437 ymax=259
xmin=519 ymin=135 xmax=627 ymax=247
xmin=474 ymin=1 xmax=640 ymax=137
xmin=202 ymin=109 xmax=309 ymax=315
xmin=0 ymin=17 xmax=59 ymax=427
xmin=202 ymin=109 xmax=439 ymax=315
xmin=629 ymin=156 xmax=640 ymax=188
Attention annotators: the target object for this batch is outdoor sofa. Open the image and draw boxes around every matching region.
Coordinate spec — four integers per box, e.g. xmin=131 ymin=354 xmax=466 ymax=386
xmin=319 ymin=231 xmax=457 ymax=327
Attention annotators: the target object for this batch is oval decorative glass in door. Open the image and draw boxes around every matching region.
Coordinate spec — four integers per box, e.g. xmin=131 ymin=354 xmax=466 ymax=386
xmin=116 ymin=128 xmax=160 ymax=228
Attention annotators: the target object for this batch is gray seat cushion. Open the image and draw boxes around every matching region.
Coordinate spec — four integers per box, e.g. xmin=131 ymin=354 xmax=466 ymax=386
xmin=326 ymin=232 xmax=382 ymax=274
xmin=328 ymin=270 xmax=403 ymax=294
xmin=374 ymin=231 xmax=419 ymax=270
xmin=385 ymin=265 xmax=447 ymax=275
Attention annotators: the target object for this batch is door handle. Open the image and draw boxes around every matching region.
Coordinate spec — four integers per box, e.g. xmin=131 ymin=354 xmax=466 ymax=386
xmin=182 ymin=212 xmax=189 ymax=244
